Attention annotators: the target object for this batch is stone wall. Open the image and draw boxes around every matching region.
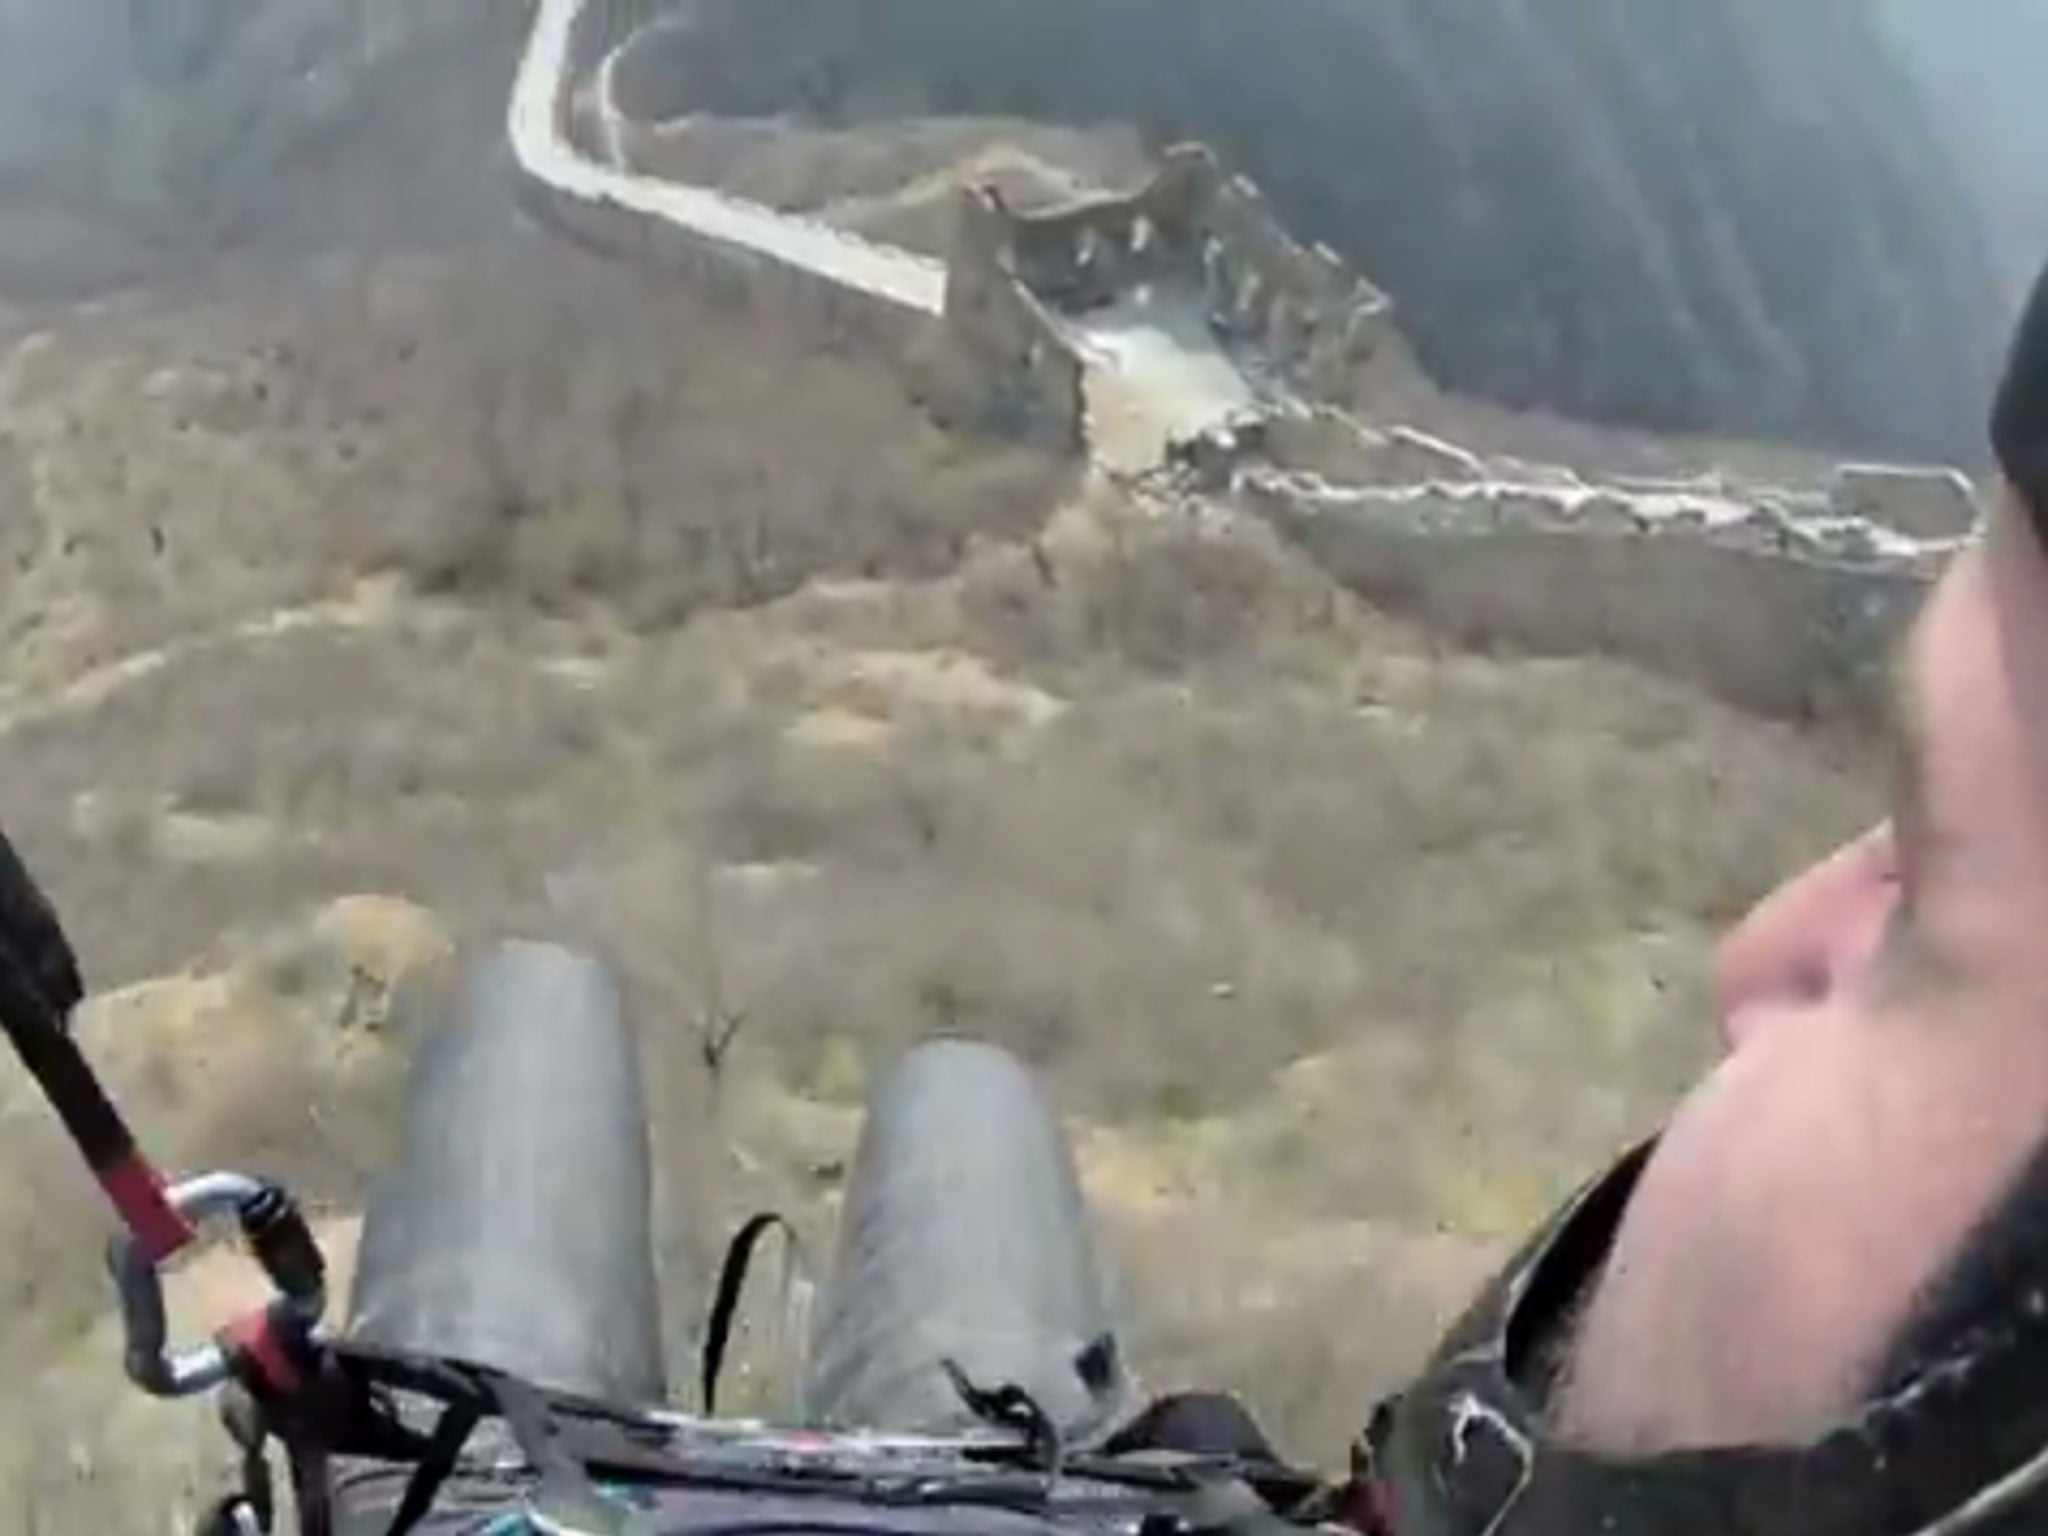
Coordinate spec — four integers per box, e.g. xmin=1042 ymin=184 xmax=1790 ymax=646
xmin=516 ymin=0 xmax=1096 ymax=448
xmin=1253 ymin=406 xmax=1487 ymax=488
xmin=1192 ymin=156 xmax=1399 ymax=409
xmin=977 ymin=142 xmax=1401 ymax=412
xmin=513 ymin=0 xmax=1967 ymax=723
xmin=994 ymin=149 xmax=1214 ymax=309
xmin=518 ymin=1 xmax=1404 ymax=459
xmin=511 ymin=0 xmax=945 ymax=365
xmin=1829 ymin=462 xmax=1983 ymax=540
xmin=1240 ymin=472 xmax=1944 ymax=721
xmin=933 ymin=188 xmax=1089 ymax=450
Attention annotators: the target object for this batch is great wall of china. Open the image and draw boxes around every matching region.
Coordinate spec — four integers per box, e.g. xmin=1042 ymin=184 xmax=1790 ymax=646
xmin=510 ymin=0 xmax=1983 ymax=721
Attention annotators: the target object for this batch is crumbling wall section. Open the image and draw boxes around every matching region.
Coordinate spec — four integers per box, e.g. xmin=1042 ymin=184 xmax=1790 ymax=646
xmin=933 ymin=188 xmax=1087 ymax=450
xmin=1191 ymin=155 xmax=1399 ymax=409
xmin=1829 ymin=463 xmax=1983 ymax=541
xmin=994 ymin=149 xmax=1214 ymax=309
xmin=1253 ymin=406 xmax=1488 ymax=487
xmin=981 ymin=142 xmax=1402 ymax=412
xmin=1240 ymin=472 xmax=1944 ymax=721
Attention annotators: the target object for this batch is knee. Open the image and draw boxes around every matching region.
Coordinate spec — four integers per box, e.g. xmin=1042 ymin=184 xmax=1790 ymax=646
xmin=886 ymin=1038 xmax=1033 ymax=1090
xmin=853 ymin=1038 xmax=1066 ymax=1168
xmin=870 ymin=1038 xmax=1048 ymax=1120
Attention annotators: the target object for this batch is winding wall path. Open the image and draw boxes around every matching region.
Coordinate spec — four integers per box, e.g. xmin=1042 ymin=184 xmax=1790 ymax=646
xmin=510 ymin=0 xmax=947 ymax=315
xmin=509 ymin=0 xmax=1270 ymax=463
xmin=504 ymin=0 xmax=1971 ymax=721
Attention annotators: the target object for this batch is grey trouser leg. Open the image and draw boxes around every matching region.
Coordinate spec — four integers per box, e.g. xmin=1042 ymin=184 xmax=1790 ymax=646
xmin=344 ymin=940 xmax=667 ymax=1408
xmin=802 ymin=1041 xmax=1136 ymax=1444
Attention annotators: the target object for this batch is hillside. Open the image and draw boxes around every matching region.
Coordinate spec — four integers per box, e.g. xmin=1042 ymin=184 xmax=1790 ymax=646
xmin=625 ymin=0 xmax=2004 ymax=463
xmin=0 ymin=0 xmax=2015 ymax=464
xmin=0 ymin=0 xmax=525 ymax=305
xmin=0 ymin=232 xmax=1891 ymax=1530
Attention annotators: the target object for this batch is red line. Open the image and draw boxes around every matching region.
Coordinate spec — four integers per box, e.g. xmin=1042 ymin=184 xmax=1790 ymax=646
xmin=220 ymin=1309 xmax=306 ymax=1396
xmin=100 ymin=1154 xmax=196 ymax=1262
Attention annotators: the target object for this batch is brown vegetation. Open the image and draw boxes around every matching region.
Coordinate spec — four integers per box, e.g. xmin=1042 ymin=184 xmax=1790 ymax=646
xmin=0 ymin=238 xmax=1886 ymax=1531
xmin=0 ymin=478 xmax=1882 ymax=1533
xmin=0 ymin=236 xmax=1070 ymax=692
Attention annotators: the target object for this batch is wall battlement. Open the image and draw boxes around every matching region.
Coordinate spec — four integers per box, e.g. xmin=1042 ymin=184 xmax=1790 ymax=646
xmin=963 ymin=143 xmax=1399 ymax=412
xmin=1229 ymin=448 xmax=1960 ymax=720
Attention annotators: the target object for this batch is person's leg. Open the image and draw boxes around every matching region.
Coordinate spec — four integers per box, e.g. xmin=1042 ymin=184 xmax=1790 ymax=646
xmin=344 ymin=939 xmax=668 ymax=1408
xmin=802 ymin=1040 xmax=1136 ymax=1444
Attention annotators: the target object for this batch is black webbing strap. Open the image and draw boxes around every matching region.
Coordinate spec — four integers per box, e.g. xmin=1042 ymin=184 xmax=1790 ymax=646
xmin=0 ymin=828 xmax=82 ymax=1018
xmin=290 ymin=1442 xmax=336 ymax=1536
xmin=0 ymin=829 xmax=192 ymax=1258
xmin=939 ymin=1358 xmax=1065 ymax=1476
xmin=701 ymin=1211 xmax=800 ymax=1415
xmin=384 ymin=1398 xmax=484 ymax=1536
xmin=0 ymin=928 xmax=193 ymax=1258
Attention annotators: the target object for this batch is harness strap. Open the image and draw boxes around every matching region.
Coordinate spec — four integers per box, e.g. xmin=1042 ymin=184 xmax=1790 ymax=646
xmin=290 ymin=1442 xmax=336 ymax=1536
xmin=940 ymin=1357 xmax=1065 ymax=1475
xmin=211 ymin=1333 xmax=1354 ymax=1533
xmin=385 ymin=1398 xmax=484 ymax=1536
xmin=0 ymin=932 xmax=192 ymax=1259
xmin=701 ymin=1211 xmax=802 ymax=1415
xmin=199 ymin=1387 xmax=276 ymax=1536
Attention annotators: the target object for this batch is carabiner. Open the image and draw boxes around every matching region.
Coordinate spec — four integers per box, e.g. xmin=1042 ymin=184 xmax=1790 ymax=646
xmin=109 ymin=1171 xmax=329 ymax=1398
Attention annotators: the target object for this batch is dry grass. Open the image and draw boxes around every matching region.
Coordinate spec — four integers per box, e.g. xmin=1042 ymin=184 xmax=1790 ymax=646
xmin=0 ymin=246 xmax=1888 ymax=1529
xmin=0 ymin=236 xmax=1071 ymax=693
xmin=0 ymin=481 xmax=1883 ymax=1527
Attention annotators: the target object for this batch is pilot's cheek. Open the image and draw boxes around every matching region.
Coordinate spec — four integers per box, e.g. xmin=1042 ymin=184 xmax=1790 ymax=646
xmin=1716 ymin=824 xmax=1901 ymax=1051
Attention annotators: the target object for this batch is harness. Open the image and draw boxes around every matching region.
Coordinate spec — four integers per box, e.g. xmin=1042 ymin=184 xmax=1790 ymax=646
xmin=0 ymin=853 xmax=1353 ymax=1536
xmin=1365 ymin=1141 xmax=2048 ymax=1536
xmin=78 ymin=1163 xmax=1331 ymax=1536
xmin=193 ymin=1326 xmax=1344 ymax=1536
